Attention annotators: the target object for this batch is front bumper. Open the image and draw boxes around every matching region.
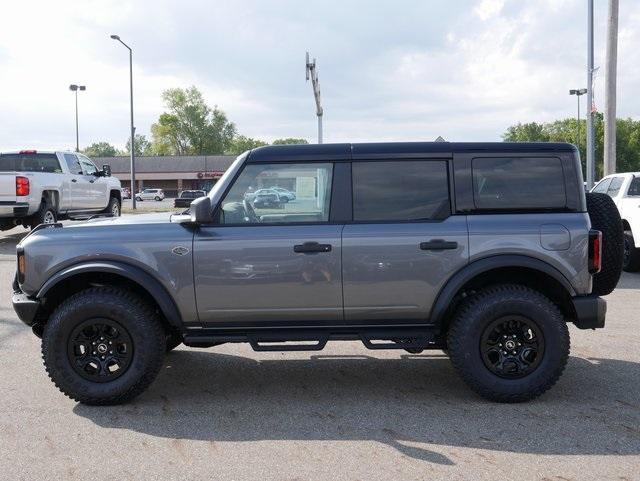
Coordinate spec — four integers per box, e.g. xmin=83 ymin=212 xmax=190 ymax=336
xmin=572 ymin=295 xmax=606 ymax=329
xmin=12 ymin=291 xmax=40 ymax=326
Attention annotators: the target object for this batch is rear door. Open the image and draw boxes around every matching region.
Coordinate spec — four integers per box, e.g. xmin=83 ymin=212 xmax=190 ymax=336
xmin=78 ymin=154 xmax=108 ymax=209
xmin=342 ymin=159 xmax=468 ymax=323
xmin=63 ymin=153 xmax=90 ymax=211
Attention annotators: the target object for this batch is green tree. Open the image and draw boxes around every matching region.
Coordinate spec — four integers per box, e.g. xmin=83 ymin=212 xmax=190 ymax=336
xmin=125 ymin=134 xmax=153 ymax=156
xmin=227 ymin=135 xmax=268 ymax=154
xmin=500 ymin=113 xmax=640 ymax=179
xmin=83 ymin=142 xmax=120 ymax=157
xmin=272 ymin=138 xmax=309 ymax=145
xmin=150 ymin=86 xmax=236 ymax=155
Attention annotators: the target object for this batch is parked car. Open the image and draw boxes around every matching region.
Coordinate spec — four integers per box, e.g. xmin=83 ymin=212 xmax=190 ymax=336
xmin=121 ymin=187 xmax=131 ymax=199
xmin=12 ymin=142 xmax=623 ymax=405
xmin=174 ymin=190 xmax=206 ymax=208
xmin=591 ymin=173 xmax=640 ymax=271
xmin=0 ymin=150 xmax=122 ymax=230
xmin=252 ymin=188 xmax=281 ymax=208
xmin=135 ymin=188 xmax=164 ymax=201
xmin=270 ymin=186 xmax=296 ymax=202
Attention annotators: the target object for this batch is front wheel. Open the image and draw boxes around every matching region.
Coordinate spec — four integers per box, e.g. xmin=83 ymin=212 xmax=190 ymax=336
xmin=155 ymin=196 xmax=161 ymax=201
xmin=447 ymin=284 xmax=569 ymax=403
xmin=623 ymin=231 xmax=640 ymax=272
xmin=42 ymin=287 xmax=166 ymax=405
xmin=104 ymin=197 xmax=121 ymax=217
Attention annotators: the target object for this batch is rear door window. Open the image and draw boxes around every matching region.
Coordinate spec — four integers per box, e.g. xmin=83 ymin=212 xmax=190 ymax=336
xmin=606 ymin=176 xmax=624 ymax=197
xmin=0 ymin=153 xmax=61 ymax=173
xmin=627 ymin=177 xmax=640 ymax=196
xmin=64 ymin=154 xmax=83 ymax=175
xmin=472 ymin=157 xmax=566 ymax=210
xmin=352 ymin=160 xmax=450 ymax=221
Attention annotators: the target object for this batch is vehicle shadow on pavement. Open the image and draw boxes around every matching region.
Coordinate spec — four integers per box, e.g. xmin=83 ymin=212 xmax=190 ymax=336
xmin=74 ymin=351 xmax=640 ymax=465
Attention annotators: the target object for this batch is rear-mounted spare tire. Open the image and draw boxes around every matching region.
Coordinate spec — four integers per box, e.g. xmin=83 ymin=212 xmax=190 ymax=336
xmin=586 ymin=192 xmax=623 ymax=296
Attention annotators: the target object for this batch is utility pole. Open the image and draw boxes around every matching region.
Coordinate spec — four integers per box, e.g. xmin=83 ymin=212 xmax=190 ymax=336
xmin=306 ymin=52 xmax=323 ymax=144
xmin=604 ymin=0 xmax=619 ymax=176
xmin=586 ymin=0 xmax=595 ymax=188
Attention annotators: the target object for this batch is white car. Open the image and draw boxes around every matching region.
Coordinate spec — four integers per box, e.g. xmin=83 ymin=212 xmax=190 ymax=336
xmin=0 ymin=150 xmax=122 ymax=230
xmin=135 ymin=188 xmax=165 ymax=201
xmin=270 ymin=186 xmax=296 ymax=202
xmin=591 ymin=173 xmax=640 ymax=271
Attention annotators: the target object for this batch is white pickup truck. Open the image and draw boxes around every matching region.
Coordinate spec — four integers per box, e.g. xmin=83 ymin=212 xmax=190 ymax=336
xmin=591 ymin=172 xmax=640 ymax=272
xmin=0 ymin=150 xmax=122 ymax=230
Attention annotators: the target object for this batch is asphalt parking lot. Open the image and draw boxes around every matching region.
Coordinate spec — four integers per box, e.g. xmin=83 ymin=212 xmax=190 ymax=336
xmin=0 ymin=220 xmax=638 ymax=481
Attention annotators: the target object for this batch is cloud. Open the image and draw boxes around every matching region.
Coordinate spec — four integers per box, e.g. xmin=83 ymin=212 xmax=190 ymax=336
xmin=1 ymin=0 xmax=639 ymax=150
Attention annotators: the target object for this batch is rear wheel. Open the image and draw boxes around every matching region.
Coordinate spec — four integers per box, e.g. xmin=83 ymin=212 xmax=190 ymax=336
xmin=42 ymin=287 xmax=165 ymax=405
xmin=448 ymin=284 xmax=569 ymax=402
xmin=623 ymin=231 xmax=640 ymax=272
xmin=30 ymin=200 xmax=56 ymax=229
xmin=586 ymin=192 xmax=623 ymax=295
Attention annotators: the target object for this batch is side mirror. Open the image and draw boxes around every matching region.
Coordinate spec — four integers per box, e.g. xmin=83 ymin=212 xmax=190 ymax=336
xmin=102 ymin=164 xmax=112 ymax=177
xmin=190 ymin=196 xmax=213 ymax=224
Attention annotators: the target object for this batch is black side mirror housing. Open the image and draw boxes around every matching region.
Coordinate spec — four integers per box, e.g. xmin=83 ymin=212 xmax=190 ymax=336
xmin=190 ymin=196 xmax=213 ymax=224
xmin=102 ymin=164 xmax=112 ymax=177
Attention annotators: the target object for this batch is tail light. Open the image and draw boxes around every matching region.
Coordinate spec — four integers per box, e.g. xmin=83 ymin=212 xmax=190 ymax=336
xmin=588 ymin=229 xmax=602 ymax=274
xmin=16 ymin=176 xmax=30 ymax=196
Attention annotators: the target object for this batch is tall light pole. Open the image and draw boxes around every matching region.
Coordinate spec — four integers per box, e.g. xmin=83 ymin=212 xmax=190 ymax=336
xmin=111 ymin=34 xmax=136 ymax=209
xmin=569 ymin=88 xmax=587 ymax=150
xmin=604 ymin=0 xmax=619 ymax=176
xmin=586 ymin=0 xmax=596 ymax=188
xmin=69 ymin=84 xmax=86 ymax=152
xmin=306 ymin=52 xmax=323 ymax=144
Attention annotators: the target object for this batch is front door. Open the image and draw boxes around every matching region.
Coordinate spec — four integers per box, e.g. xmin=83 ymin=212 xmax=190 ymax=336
xmin=63 ymin=153 xmax=91 ymax=211
xmin=194 ymin=161 xmax=342 ymax=326
xmin=78 ymin=154 xmax=108 ymax=209
xmin=342 ymin=159 xmax=469 ymax=322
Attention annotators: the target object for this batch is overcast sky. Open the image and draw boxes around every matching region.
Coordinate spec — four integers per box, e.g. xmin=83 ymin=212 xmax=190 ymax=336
xmin=1 ymin=0 xmax=639 ymax=152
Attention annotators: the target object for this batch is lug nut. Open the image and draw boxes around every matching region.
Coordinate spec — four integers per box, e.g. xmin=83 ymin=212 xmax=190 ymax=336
xmin=512 ymin=351 xmax=516 ymax=355
xmin=92 ymin=351 xmax=96 ymax=355
xmin=502 ymin=351 xmax=508 ymax=355
xmin=517 ymin=342 xmax=521 ymax=346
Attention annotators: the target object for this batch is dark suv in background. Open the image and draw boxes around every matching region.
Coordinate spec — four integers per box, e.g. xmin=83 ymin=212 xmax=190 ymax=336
xmin=12 ymin=142 xmax=623 ymax=405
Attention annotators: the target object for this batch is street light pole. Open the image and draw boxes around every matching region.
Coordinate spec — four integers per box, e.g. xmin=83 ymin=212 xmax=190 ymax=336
xmin=569 ymin=88 xmax=587 ymax=151
xmin=306 ymin=52 xmax=323 ymax=144
xmin=111 ymin=34 xmax=136 ymax=209
xmin=586 ymin=0 xmax=596 ymax=188
xmin=69 ymin=84 xmax=86 ymax=152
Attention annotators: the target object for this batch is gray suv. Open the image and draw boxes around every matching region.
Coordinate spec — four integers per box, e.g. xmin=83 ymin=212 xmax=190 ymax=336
xmin=12 ymin=142 xmax=623 ymax=405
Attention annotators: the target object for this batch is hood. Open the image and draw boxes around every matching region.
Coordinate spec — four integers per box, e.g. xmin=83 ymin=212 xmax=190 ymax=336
xmin=66 ymin=212 xmax=181 ymax=228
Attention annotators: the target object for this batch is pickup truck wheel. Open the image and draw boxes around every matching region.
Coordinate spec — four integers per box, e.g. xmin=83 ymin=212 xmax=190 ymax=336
xmin=104 ymin=197 xmax=121 ymax=217
xmin=447 ymin=284 xmax=569 ymax=403
xmin=623 ymin=231 xmax=640 ymax=272
xmin=41 ymin=287 xmax=165 ymax=405
xmin=586 ymin=192 xmax=624 ymax=295
xmin=30 ymin=201 xmax=56 ymax=229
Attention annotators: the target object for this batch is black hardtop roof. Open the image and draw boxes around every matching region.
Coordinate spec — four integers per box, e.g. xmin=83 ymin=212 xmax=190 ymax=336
xmin=247 ymin=142 xmax=577 ymax=162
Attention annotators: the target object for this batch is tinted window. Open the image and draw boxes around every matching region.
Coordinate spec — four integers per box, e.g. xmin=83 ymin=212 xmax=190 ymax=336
xmin=627 ymin=177 xmax=640 ymax=196
xmin=64 ymin=153 xmax=83 ymax=175
xmin=0 ymin=153 xmax=61 ymax=173
xmin=607 ymin=177 xmax=624 ymax=197
xmin=220 ymin=163 xmax=333 ymax=224
xmin=79 ymin=157 xmax=97 ymax=175
xmin=592 ymin=178 xmax=612 ymax=194
xmin=472 ymin=157 xmax=566 ymax=210
xmin=352 ymin=160 xmax=450 ymax=221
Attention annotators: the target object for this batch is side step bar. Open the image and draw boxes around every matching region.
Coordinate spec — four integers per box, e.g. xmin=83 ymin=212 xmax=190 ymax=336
xmin=183 ymin=327 xmax=439 ymax=352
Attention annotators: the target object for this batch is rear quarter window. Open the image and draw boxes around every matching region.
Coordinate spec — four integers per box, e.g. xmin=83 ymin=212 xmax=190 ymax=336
xmin=472 ymin=157 xmax=566 ymax=210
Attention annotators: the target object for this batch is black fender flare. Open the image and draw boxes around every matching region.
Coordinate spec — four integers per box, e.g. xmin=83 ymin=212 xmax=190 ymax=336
xmin=429 ymin=255 xmax=576 ymax=328
xmin=36 ymin=261 xmax=183 ymax=327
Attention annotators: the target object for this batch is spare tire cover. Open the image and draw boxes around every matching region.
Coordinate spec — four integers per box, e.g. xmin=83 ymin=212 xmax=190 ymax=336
xmin=586 ymin=192 xmax=623 ymax=296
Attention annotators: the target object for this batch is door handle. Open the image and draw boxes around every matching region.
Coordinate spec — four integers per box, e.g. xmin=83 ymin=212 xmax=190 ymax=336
xmin=419 ymin=239 xmax=458 ymax=251
xmin=71 ymin=179 xmax=77 ymax=183
xmin=293 ymin=242 xmax=332 ymax=253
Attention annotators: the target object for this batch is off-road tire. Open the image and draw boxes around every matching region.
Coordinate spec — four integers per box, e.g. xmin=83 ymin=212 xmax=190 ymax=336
xmin=42 ymin=287 xmax=165 ymax=405
xmin=30 ymin=200 xmax=56 ymax=229
xmin=623 ymin=231 xmax=640 ymax=272
xmin=447 ymin=284 xmax=570 ymax=403
xmin=165 ymin=332 xmax=182 ymax=352
xmin=586 ymin=192 xmax=623 ymax=295
xmin=103 ymin=196 xmax=121 ymax=217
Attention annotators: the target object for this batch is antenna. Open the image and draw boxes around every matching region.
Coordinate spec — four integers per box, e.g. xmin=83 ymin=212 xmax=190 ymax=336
xmin=305 ymin=51 xmax=323 ymax=144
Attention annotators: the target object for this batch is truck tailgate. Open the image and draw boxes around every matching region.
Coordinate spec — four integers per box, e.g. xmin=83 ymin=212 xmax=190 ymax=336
xmin=0 ymin=173 xmax=16 ymax=203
